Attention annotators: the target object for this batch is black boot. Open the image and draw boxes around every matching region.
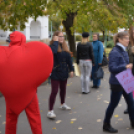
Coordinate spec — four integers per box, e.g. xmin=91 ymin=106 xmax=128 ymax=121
xmin=103 ymin=123 xmax=118 ymax=133
xmin=124 ymin=109 xmax=128 ymax=114
xmin=92 ymin=86 xmax=99 ymax=89
xmin=131 ymin=120 xmax=134 ymax=128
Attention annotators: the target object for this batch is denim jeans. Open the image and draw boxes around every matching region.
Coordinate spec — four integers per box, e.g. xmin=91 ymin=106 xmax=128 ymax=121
xmin=92 ymin=64 xmax=101 ymax=87
xmin=104 ymin=90 xmax=134 ymax=124
xmin=79 ymin=60 xmax=92 ymax=93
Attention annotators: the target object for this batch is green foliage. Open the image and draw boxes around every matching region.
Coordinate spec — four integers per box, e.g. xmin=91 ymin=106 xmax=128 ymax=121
xmin=0 ymin=0 xmax=47 ymax=31
xmin=99 ymin=35 xmax=113 ymax=42
xmin=75 ymin=35 xmax=82 ymax=41
xmin=49 ymin=16 xmax=63 ymax=32
xmin=0 ymin=0 xmax=134 ymax=34
xmin=106 ymin=40 xmax=114 ymax=48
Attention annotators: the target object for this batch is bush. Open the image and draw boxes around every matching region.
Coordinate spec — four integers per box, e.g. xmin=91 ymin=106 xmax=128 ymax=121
xmin=106 ymin=40 xmax=114 ymax=48
xmin=99 ymin=35 xmax=113 ymax=42
xmin=99 ymin=36 xmax=104 ymax=42
xmin=75 ymin=35 xmax=82 ymax=41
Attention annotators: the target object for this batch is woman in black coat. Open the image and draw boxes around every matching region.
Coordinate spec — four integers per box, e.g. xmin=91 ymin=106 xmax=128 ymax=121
xmin=47 ymin=31 xmax=74 ymax=119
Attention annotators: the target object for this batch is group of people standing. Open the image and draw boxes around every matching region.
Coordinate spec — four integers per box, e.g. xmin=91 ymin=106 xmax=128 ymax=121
xmin=47 ymin=31 xmax=104 ymax=119
xmin=3 ymin=29 xmax=134 ymax=134
xmin=47 ymin=30 xmax=134 ymax=133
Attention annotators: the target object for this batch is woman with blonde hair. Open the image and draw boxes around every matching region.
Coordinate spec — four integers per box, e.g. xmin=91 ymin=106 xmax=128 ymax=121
xmin=47 ymin=31 xmax=74 ymax=119
xmin=76 ymin=32 xmax=94 ymax=94
xmin=103 ymin=32 xmax=134 ymax=133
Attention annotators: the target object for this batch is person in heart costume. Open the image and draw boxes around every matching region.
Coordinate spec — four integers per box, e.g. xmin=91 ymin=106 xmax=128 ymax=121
xmin=0 ymin=31 xmax=53 ymax=134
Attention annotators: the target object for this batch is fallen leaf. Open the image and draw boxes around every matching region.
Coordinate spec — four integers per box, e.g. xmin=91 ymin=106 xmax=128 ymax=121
xmin=126 ymin=128 xmax=129 ymax=130
xmin=56 ymin=120 xmax=62 ymax=124
xmin=52 ymin=127 xmax=56 ymax=130
xmin=78 ymin=127 xmax=83 ymax=130
xmin=71 ymin=118 xmax=77 ymax=121
xmin=118 ymin=118 xmax=123 ymax=121
xmin=100 ymin=94 xmax=103 ymax=96
xmin=74 ymin=112 xmax=77 ymax=113
xmin=104 ymin=100 xmax=109 ymax=104
xmin=97 ymin=98 xmax=101 ymax=101
xmin=2 ymin=121 xmax=6 ymax=124
xmin=80 ymin=102 xmax=82 ymax=103
xmin=114 ymin=115 xmax=119 ymax=118
xmin=0 ymin=115 xmax=1 ymax=117
xmin=0 ymin=131 xmax=1 ymax=133
xmin=97 ymin=119 xmax=102 ymax=122
xmin=118 ymin=104 xmax=122 ymax=107
xmin=40 ymin=110 xmax=43 ymax=112
xmin=70 ymin=121 xmax=74 ymax=124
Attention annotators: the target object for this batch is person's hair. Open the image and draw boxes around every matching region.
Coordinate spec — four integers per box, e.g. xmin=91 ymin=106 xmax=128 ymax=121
xmin=81 ymin=37 xmax=89 ymax=44
xmin=50 ymin=31 xmax=70 ymax=53
xmin=114 ymin=32 xmax=129 ymax=45
xmin=129 ymin=26 xmax=134 ymax=46
xmin=93 ymin=33 xmax=99 ymax=39
xmin=131 ymin=46 xmax=134 ymax=53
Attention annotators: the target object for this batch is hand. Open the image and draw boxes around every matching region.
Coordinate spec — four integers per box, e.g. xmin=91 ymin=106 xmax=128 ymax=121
xmin=126 ymin=63 xmax=133 ymax=69
xmin=98 ymin=63 xmax=102 ymax=65
xmin=70 ymin=71 xmax=74 ymax=78
xmin=93 ymin=64 xmax=95 ymax=66
xmin=53 ymin=36 xmax=58 ymax=41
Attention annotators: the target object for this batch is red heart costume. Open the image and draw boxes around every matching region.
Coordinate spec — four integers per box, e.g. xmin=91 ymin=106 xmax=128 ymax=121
xmin=0 ymin=31 xmax=53 ymax=134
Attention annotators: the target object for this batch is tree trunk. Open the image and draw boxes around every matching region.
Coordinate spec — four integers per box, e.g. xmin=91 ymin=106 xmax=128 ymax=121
xmin=102 ymin=31 xmax=105 ymax=42
xmin=62 ymin=12 xmax=77 ymax=57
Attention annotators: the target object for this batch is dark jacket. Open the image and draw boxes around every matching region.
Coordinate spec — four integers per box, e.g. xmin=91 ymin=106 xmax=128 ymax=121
xmin=76 ymin=42 xmax=95 ymax=64
xmin=109 ymin=45 xmax=129 ymax=91
xmin=127 ymin=45 xmax=133 ymax=63
xmin=50 ymin=41 xmax=74 ymax=81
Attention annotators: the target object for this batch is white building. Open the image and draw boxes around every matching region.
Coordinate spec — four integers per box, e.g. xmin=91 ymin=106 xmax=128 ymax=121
xmin=0 ymin=16 xmax=49 ymax=41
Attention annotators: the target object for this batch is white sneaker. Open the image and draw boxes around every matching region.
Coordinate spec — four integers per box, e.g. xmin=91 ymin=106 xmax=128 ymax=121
xmin=47 ymin=110 xmax=56 ymax=119
xmin=60 ymin=103 xmax=71 ymax=110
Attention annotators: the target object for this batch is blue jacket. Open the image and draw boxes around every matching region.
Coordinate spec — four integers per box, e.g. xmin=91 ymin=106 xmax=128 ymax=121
xmin=92 ymin=40 xmax=104 ymax=64
xmin=109 ymin=45 xmax=129 ymax=85
xmin=50 ymin=41 xmax=74 ymax=80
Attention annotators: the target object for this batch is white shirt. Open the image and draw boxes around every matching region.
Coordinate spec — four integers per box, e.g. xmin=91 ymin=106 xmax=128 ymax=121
xmin=116 ymin=43 xmax=126 ymax=51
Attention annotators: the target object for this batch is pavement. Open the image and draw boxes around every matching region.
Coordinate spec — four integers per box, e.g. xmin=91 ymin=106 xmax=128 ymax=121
xmin=0 ymin=67 xmax=134 ymax=134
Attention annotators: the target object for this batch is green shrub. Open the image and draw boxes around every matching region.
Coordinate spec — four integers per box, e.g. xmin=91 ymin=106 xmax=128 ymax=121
xmin=99 ymin=35 xmax=113 ymax=42
xmin=99 ymin=36 xmax=104 ymax=42
xmin=75 ymin=35 xmax=82 ymax=41
xmin=106 ymin=40 xmax=114 ymax=48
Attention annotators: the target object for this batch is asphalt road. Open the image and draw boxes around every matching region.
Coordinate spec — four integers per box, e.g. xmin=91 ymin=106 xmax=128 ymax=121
xmin=0 ymin=67 xmax=134 ymax=134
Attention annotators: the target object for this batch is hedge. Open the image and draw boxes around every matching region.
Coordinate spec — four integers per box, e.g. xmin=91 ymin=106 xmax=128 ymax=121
xmin=106 ymin=40 xmax=114 ymax=48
